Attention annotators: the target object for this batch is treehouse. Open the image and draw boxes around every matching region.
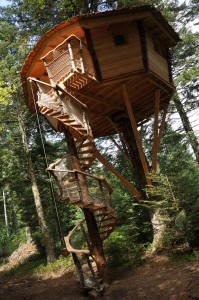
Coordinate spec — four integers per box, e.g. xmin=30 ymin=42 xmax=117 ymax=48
xmin=20 ymin=5 xmax=180 ymax=292
xmin=21 ymin=5 xmax=180 ymax=137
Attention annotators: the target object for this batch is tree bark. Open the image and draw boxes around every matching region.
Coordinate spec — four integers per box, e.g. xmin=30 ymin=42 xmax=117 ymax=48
xmin=3 ymin=189 xmax=10 ymax=240
xmin=174 ymin=95 xmax=199 ymax=163
xmin=118 ymin=118 xmax=148 ymax=192
xmin=0 ymin=241 xmax=3 ymax=257
xmin=117 ymin=118 xmax=166 ymax=254
xmin=146 ymin=209 xmax=166 ymax=255
xmin=12 ymin=207 xmax=19 ymax=235
xmin=16 ymin=98 xmax=56 ymax=263
xmin=64 ymin=128 xmax=109 ymax=283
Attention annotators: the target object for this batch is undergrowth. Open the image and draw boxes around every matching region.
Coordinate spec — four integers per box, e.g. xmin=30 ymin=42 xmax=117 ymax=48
xmin=3 ymin=255 xmax=74 ymax=278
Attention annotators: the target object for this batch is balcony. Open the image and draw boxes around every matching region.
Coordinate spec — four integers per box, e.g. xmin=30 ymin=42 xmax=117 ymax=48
xmin=41 ymin=35 xmax=95 ymax=87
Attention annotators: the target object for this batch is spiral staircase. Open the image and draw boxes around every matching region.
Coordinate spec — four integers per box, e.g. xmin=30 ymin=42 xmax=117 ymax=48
xmin=29 ymin=71 xmax=117 ymax=292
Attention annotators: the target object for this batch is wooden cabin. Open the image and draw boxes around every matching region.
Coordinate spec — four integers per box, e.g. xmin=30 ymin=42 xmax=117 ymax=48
xmin=21 ymin=5 xmax=180 ymax=139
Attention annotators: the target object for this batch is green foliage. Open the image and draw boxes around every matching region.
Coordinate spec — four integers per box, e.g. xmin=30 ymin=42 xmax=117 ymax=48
xmin=105 ymin=226 xmax=144 ymax=268
xmin=3 ymin=255 xmax=74 ymax=277
xmin=1 ymin=228 xmax=27 ymax=256
xmin=32 ymin=255 xmax=74 ymax=275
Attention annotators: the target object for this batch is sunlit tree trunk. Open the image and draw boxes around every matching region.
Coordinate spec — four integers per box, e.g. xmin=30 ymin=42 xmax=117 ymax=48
xmin=3 ymin=189 xmax=10 ymax=240
xmin=173 ymin=95 xmax=199 ymax=163
xmin=16 ymin=98 xmax=56 ymax=263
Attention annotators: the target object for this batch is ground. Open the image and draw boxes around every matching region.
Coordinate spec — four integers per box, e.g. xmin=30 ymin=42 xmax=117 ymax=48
xmin=0 ymin=244 xmax=199 ymax=299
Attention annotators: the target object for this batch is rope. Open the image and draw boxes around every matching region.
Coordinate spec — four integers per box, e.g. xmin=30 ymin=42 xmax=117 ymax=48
xmin=30 ymin=81 xmax=65 ymax=246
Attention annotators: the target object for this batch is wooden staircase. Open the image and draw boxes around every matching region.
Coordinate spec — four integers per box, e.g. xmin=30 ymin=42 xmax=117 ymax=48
xmin=30 ymin=78 xmax=117 ymax=292
xmin=34 ymin=79 xmax=95 ymax=170
xmin=47 ymin=155 xmax=117 ymax=292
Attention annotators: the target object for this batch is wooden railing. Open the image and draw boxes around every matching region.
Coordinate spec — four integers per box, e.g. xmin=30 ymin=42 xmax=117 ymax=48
xmin=41 ymin=35 xmax=95 ymax=85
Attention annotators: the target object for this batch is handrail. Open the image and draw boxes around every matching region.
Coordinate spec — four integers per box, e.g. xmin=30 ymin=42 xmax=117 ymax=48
xmin=64 ymin=220 xmax=90 ymax=255
xmin=28 ymin=77 xmax=88 ymax=109
xmin=47 ymin=166 xmax=113 ymax=195
xmin=41 ymin=34 xmax=87 ymax=62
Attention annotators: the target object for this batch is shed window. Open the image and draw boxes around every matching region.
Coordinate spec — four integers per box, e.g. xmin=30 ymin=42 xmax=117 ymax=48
xmin=113 ymin=33 xmax=126 ymax=46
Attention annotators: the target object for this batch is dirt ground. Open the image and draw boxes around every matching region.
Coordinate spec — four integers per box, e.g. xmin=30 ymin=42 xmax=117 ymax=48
xmin=0 ymin=255 xmax=199 ymax=300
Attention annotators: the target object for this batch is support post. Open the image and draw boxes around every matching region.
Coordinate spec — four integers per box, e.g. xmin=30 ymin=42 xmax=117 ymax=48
xmin=94 ymin=148 xmax=141 ymax=199
xmin=122 ymin=84 xmax=152 ymax=186
xmin=68 ymin=41 xmax=77 ymax=72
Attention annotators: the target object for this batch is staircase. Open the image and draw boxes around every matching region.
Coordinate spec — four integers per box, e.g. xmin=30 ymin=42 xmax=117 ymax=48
xmin=47 ymin=155 xmax=116 ymax=292
xmin=33 ymin=79 xmax=95 ymax=170
xmin=30 ymin=78 xmax=117 ymax=293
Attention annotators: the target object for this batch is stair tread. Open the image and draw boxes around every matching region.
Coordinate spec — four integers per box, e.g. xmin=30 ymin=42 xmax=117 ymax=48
xmin=78 ymin=150 xmax=94 ymax=154
xmin=79 ymin=157 xmax=94 ymax=161
xmin=100 ymin=223 xmax=116 ymax=228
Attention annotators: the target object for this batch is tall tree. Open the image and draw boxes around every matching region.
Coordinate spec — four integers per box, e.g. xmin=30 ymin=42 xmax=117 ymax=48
xmin=0 ymin=19 xmax=56 ymax=262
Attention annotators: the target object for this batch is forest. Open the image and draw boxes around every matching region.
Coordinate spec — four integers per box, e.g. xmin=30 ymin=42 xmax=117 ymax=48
xmin=0 ymin=0 xmax=199 ymax=299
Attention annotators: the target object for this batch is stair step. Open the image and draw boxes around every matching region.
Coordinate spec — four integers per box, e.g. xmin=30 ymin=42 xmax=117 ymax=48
xmin=94 ymin=211 xmax=107 ymax=218
xmin=58 ymin=116 xmax=72 ymax=121
xmin=99 ymin=230 xmax=110 ymax=235
xmin=48 ymin=111 xmax=62 ymax=117
xmin=78 ymin=150 xmax=94 ymax=155
xmin=70 ymin=124 xmax=84 ymax=129
xmin=80 ymin=164 xmax=92 ymax=169
xmin=73 ymin=128 xmax=88 ymax=134
xmin=62 ymin=119 xmax=78 ymax=124
xmin=40 ymin=107 xmax=52 ymax=113
xmin=100 ymin=223 xmax=115 ymax=229
xmin=79 ymin=157 xmax=94 ymax=161
xmin=78 ymin=141 xmax=94 ymax=148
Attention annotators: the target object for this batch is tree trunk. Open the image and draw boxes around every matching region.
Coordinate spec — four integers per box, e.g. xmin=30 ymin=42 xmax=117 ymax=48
xmin=118 ymin=118 xmax=147 ymax=194
xmin=16 ymin=99 xmax=56 ymax=263
xmin=11 ymin=207 xmax=19 ymax=235
xmin=117 ymin=118 xmax=166 ymax=254
xmin=174 ymin=95 xmax=199 ymax=163
xmin=64 ymin=128 xmax=109 ymax=283
xmin=0 ymin=242 xmax=3 ymax=257
xmin=3 ymin=189 xmax=10 ymax=240
xmin=146 ymin=209 xmax=166 ymax=256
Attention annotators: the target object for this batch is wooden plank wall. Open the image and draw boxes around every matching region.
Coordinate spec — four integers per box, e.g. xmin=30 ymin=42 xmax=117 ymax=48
xmin=90 ymin=22 xmax=144 ymax=80
xmin=146 ymin=33 xmax=170 ymax=82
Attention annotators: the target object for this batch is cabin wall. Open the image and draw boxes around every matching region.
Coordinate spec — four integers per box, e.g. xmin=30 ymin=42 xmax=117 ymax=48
xmin=146 ymin=32 xmax=170 ymax=82
xmin=89 ymin=22 xmax=144 ymax=80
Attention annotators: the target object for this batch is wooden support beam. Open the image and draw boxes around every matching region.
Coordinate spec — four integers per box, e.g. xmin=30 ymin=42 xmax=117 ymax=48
xmin=109 ymin=135 xmax=133 ymax=166
xmin=94 ymin=148 xmax=141 ymax=199
xmin=68 ymin=41 xmax=77 ymax=72
xmin=65 ymin=85 xmax=124 ymax=111
xmin=122 ymin=84 xmax=152 ymax=186
xmin=106 ymin=116 xmax=129 ymax=148
xmin=152 ymin=89 xmax=160 ymax=172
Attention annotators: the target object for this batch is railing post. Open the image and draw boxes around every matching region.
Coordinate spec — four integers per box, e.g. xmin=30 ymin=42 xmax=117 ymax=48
xmin=68 ymin=41 xmax=77 ymax=72
xmin=79 ymin=40 xmax=85 ymax=74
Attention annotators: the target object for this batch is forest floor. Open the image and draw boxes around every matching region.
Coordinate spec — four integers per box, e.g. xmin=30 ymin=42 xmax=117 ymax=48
xmin=0 ymin=243 xmax=199 ymax=300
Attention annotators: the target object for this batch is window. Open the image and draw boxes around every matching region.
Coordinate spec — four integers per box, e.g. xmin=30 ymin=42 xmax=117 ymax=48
xmin=113 ymin=33 xmax=127 ymax=46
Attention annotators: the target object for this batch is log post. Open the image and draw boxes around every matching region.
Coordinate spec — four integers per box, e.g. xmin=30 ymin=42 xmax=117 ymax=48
xmin=63 ymin=127 xmax=109 ymax=283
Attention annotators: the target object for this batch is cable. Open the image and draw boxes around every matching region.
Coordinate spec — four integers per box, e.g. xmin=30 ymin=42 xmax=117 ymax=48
xmin=30 ymin=81 xmax=65 ymax=246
